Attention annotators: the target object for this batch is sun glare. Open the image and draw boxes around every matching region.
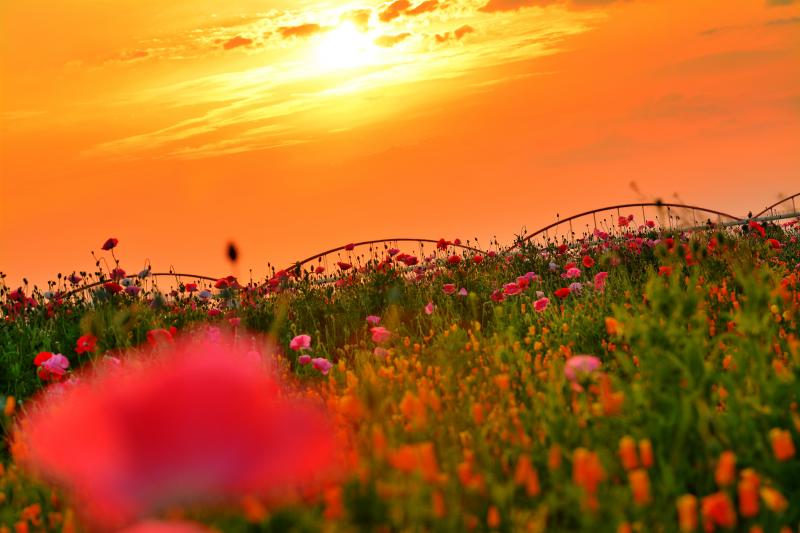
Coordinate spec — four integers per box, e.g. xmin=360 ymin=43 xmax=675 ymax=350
xmin=313 ymin=22 xmax=379 ymax=71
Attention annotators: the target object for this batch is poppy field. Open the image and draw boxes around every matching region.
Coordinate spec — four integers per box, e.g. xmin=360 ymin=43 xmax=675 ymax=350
xmin=1 ymin=218 xmax=799 ymax=532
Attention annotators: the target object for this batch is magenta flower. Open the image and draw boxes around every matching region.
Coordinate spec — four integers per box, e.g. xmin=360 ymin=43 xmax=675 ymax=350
xmin=370 ymin=326 xmax=391 ymax=344
xmin=503 ymin=282 xmax=522 ymax=296
xmin=562 ymin=267 xmax=582 ymax=279
xmin=311 ymin=357 xmax=333 ymax=375
xmin=290 ymin=334 xmax=312 ymax=351
xmin=41 ymin=353 xmax=70 ymax=377
xmin=564 ymin=355 xmax=602 ymax=382
xmin=424 ymin=302 xmax=435 ymax=315
xmin=594 ymin=271 xmax=609 ymax=291
xmin=366 ymin=315 xmax=381 ymax=326
xmin=534 ymin=297 xmax=549 ymax=312
xmin=298 ymin=354 xmax=312 ymax=365
xmin=458 ymin=288 xmax=468 ymax=296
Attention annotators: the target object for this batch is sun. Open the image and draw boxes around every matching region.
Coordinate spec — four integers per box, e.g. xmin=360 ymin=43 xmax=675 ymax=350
xmin=313 ymin=22 xmax=379 ymax=71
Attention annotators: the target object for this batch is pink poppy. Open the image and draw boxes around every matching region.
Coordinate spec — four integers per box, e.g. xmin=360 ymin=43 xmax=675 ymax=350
xmin=366 ymin=315 xmax=381 ymax=326
xmin=40 ymin=353 xmax=70 ymax=378
xmin=562 ymin=267 xmax=582 ymax=279
xmin=289 ymin=334 xmax=311 ymax=351
xmin=311 ymin=358 xmax=333 ymax=375
xmin=458 ymin=288 xmax=468 ymax=296
xmin=534 ymin=297 xmax=549 ymax=312
xmin=370 ymin=327 xmax=391 ymax=344
xmin=443 ymin=283 xmax=457 ymax=295
xmin=594 ymin=271 xmax=608 ymax=291
xmin=424 ymin=302 xmax=435 ymax=315
xmin=564 ymin=355 xmax=602 ymax=382
xmin=298 ymin=354 xmax=311 ymax=365
xmin=503 ymin=283 xmax=522 ymax=296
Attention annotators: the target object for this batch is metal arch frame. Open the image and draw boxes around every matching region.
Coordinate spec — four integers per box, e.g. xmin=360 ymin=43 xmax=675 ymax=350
xmin=281 ymin=237 xmax=487 ymax=273
xmin=58 ymin=272 xmax=221 ymax=299
xmin=754 ymin=193 xmax=800 ymax=219
xmin=512 ymin=202 xmax=745 ymax=247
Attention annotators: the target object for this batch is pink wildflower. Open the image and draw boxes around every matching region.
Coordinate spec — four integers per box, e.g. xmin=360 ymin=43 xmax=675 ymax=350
xmin=290 ymin=335 xmax=312 ymax=351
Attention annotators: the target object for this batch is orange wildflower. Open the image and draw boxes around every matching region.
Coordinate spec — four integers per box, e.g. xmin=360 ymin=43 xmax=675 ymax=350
xmin=769 ymin=428 xmax=795 ymax=461
xmin=760 ymin=487 xmax=788 ymax=513
xmin=472 ymin=403 xmax=485 ymax=425
xmin=323 ymin=485 xmax=344 ymax=520
xmin=628 ymin=469 xmax=651 ymax=505
xmin=400 ymin=391 xmax=427 ymax=427
xmin=572 ymin=448 xmax=605 ymax=503
xmin=513 ymin=455 xmax=541 ymax=496
xmin=639 ymin=439 xmax=654 ymax=468
xmin=241 ymin=495 xmax=268 ymax=523
xmin=548 ymin=445 xmax=562 ymax=471
xmin=737 ymin=469 xmax=760 ymax=518
xmin=702 ymin=492 xmax=736 ymax=530
xmin=618 ymin=436 xmax=638 ymax=470
xmin=599 ymin=374 xmax=624 ymax=416
xmin=487 ymin=506 xmax=501 ymax=529
xmin=714 ymin=451 xmax=736 ymax=487
xmin=432 ymin=491 xmax=446 ymax=518
xmin=676 ymin=494 xmax=697 ymax=532
xmin=372 ymin=426 xmax=387 ymax=457
xmin=605 ymin=317 xmax=620 ymax=336
xmin=388 ymin=442 xmax=441 ymax=483
xmin=3 ymin=396 xmax=14 ymax=417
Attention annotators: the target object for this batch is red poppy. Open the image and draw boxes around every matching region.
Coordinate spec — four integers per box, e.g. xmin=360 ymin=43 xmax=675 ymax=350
xmin=658 ymin=266 xmax=673 ymax=277
xmin=214 ymin=278 xmax=229 ymax=289
xmin=344 ymin=243 xmax=355 ymax=251
xmin=147 ymin=328 xmax=174 ymax=347
xmin=582 ymin=256 xmax=595 ymax=268
xmin=104 ymin=282 xmax=123 ymax=294
xmin=337 ymin=262 xmax=352 ymax=271
xmin=447 ymin=255 xmax=461 ymax=265
xmin=557 ymin=244 xmax=568 ymax=255
xmin=487 ymin=251 xmax=497 ymax=258
xmin=490 ymin=289 xmax=505 ymax=303
xmin=110 ymin=268 xmax=126 ymax=280
xmin=102 ymin=238 xmax=119 ymax=251
xmin=76 ymin=334 xmax=97 ymax=354
xmin=473 ymin=255 xmax=483 ymax=264
xmin=185 ymin=283 xmax=198 ymax=293
xmin=554 ymin=287 xmax=571 ymax=299
xmin=767 ymin=238 xmax=782 ymax=249
xmin=436 ymin=238 xmax=451 ymax=250
xmin=34 ymin=351 xmax=53 ymax=367
xmin=748 ymin=220 xmax=766 ymax=238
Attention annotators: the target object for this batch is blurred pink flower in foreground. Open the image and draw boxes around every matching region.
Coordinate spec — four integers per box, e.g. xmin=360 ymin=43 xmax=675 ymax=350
xmin=119 ymin=520 xmax=210 ymax=533
xmin=15 ymin=332 xmax=335 ymax=528
xmin=424 ymin=302 xmax=435 ymax=315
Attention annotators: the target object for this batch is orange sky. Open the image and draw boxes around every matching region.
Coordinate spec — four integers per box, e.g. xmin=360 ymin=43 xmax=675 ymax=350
xmin=1 ymin=0 xmax=799 ymax=288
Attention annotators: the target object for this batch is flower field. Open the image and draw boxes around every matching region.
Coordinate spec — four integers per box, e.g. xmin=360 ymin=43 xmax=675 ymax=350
xmin=1 ymin=218 xmax=799 ymax=532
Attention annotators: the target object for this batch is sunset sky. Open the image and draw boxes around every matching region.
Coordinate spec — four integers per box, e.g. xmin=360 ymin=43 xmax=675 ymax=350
xmin=1 ymin=0 xmax=799 ymax=287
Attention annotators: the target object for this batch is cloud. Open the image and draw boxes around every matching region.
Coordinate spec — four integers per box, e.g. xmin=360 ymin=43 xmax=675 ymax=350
xmin=434 ymin=25 xmax=476 ymax=43
xmin=766 ymin=16 xmax=800 ymax=25
xmin=479 ymin=0 xmax=621 ymax=11
xmin=379 ymin=0 xmax=411 ymax=22
xmin=223 ymin=36 xmax=253 ymax=50
xmin=479 ymin=0 xmax=557 ymax=12
xmin=278 ymin=23 xmax=325 ymax=39
xmin=454 ymin=24 xmax=476 ymax=39
xmin=342 ymin=9 xmax=372 ymax=30
xmin=406 ymin=0 xmax=441 ymax=16
xmin=374 ymin=33 xmax=412 ymax=47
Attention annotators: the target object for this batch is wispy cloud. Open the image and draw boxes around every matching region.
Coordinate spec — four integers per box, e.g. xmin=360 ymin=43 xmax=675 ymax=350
xmin=83 ymin=1 xmax=599 ymax=160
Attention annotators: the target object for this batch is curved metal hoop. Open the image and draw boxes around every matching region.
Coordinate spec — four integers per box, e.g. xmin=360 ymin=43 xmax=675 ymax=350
xmin=754 ymin=193 xmax=800 ymax=219
xmin=282 ymin=237 xmax=487 ymax=273
xmin=514 ymin=202 xmax=745 ymax=247
xmin=58 ymin=272 xmax=221 ymax=299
